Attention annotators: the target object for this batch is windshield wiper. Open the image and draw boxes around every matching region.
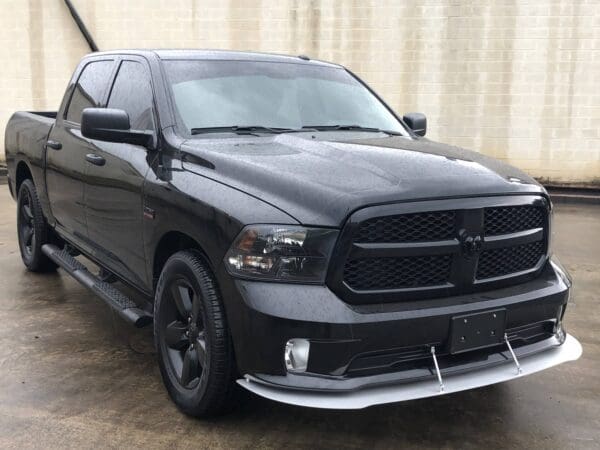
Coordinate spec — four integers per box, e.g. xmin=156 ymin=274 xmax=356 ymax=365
xmin=191 ymin=126 xmax=303 ymax=135
xmin=301 ymin=125 xmax=403 ymax=135
xmin=190 ymin=125 xmax=401 ymax=136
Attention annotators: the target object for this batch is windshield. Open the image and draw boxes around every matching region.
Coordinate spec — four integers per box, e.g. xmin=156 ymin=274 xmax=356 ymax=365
xmin=164 ymin=60 xmax=407 ymax=135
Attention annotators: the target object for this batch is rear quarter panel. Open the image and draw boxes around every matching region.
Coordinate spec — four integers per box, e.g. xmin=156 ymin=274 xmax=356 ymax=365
xmin=5 ymin=112 xmax=54 ymax=216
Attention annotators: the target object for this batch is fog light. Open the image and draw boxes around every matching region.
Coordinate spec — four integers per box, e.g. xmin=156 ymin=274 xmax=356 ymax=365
xmin=284 ymin=339 xmax=310 ymax=372
xmin=555 ymin=305 xmax=566 ymax=343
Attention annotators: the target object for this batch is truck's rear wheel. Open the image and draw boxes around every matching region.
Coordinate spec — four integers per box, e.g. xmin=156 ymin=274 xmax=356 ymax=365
xmin=154 ymin=250 xmax=236 ymax=417
xmin=17 ymin=179 xmax=57 ymax=272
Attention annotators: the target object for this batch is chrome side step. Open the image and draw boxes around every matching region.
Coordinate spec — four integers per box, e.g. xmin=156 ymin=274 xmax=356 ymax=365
xmin=42 ymin=244 xmax=152 ymax=328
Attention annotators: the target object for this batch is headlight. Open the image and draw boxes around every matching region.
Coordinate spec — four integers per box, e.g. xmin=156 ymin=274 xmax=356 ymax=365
xmin=224 ymin=225 xmax=338 ymax=282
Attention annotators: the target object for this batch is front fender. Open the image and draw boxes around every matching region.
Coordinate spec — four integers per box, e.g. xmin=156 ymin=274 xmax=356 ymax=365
xmin=142 ymin=164 xmax=298 ymax=290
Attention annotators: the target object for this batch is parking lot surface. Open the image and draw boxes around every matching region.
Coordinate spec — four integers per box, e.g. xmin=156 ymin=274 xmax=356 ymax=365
xmin=0 ymin=188 xmax=598 ymax=449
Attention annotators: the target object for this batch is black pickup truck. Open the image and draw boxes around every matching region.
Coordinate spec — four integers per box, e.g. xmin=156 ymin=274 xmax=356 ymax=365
xmin=5 ymin=50 xmax=581 ymax=416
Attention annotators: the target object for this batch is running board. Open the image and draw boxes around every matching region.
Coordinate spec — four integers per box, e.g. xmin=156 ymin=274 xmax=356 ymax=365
xmin=42 ymin=244 xmax=152 ymax=328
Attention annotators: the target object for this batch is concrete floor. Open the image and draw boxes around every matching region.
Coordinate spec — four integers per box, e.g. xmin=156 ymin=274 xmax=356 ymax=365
xmin=0 ymin=188 xmax=598 ymax=450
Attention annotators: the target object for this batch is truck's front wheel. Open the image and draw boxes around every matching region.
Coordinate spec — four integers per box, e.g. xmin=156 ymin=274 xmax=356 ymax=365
xmin=17 ymin=179 xmax=57 ymax=272
xmin=154 ymin=250 xmax=237 ymax=417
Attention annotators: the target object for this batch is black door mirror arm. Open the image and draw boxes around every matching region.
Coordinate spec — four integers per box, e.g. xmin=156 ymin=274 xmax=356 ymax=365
xmin=402 ymin=112 xmax=427 ymax=137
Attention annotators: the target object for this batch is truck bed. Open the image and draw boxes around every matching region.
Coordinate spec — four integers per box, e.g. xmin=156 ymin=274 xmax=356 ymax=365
xmin=4 ymin=111 xmax=57 ymax=199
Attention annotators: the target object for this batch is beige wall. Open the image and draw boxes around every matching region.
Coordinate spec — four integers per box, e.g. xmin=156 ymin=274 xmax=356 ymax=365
xmin=1 ymin=0 xmax=599 ymax=185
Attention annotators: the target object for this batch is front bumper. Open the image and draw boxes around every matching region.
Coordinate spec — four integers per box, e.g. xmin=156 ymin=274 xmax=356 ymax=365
xmin=237 ymin=334 xmax=581 ymax=409
xmin=218 ymin=257 xmax=580 ymax=407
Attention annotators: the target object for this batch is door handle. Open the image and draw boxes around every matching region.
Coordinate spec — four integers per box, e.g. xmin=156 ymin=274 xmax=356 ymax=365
xmin=46 ymin=140 xmax=62 ymax=150
xmin=85 ymin=153 xmax=106 ymax=166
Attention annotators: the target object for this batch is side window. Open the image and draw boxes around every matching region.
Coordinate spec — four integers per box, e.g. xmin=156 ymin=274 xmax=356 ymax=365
xmin=107 ymin=61 xmax=154 ymax=131
xmin=66 ymin=60 xmax=114 ymax=123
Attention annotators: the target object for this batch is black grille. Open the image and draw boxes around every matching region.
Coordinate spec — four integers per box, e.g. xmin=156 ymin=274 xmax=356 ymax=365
xmin=485 ymin=206 xmax=544 ymax=236
xmin=335 ymin=197 xmax=549 ymax=302
xmin=344 ymin=255 xmax=452 ymax=290
xmin=355 ymin=211 xmax=455 ymax=243
xmin=476 ymin=241 xmax=544 ymax=280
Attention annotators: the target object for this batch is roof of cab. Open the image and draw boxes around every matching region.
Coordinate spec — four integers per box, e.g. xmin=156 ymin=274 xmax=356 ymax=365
xmin=88 ymin=49 xmax=341 ymax=68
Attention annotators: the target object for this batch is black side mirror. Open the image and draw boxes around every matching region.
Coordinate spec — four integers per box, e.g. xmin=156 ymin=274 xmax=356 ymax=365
xmin=403 ymin=112 xmax=427 ymax=137
xmin=81 ymin=108 xmax=154 ymax=148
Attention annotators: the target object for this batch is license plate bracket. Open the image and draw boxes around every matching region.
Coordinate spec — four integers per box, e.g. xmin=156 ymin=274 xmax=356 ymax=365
xmin=449 ymin=309 xmax=506 ymax=354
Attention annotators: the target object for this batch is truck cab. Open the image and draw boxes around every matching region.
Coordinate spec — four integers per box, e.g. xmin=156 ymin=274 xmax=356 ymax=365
xmin=4 ymin=50 xmax=582 ymax=416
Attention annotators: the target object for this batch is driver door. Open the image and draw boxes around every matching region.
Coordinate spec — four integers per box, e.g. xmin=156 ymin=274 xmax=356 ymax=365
xmin=83 ymin=58 xmax=156 ymax=289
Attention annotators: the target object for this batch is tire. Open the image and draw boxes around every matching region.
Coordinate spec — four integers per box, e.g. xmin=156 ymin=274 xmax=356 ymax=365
xmin=154 ymin=250 xmax=237 ymax=417
xmin=16 ymin=179 xmax=57 ymax=272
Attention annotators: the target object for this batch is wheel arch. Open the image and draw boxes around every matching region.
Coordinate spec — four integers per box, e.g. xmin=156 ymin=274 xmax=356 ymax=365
xmin=15 ymin=160 xmax=33 ymax=193
xmin=152 ymin=231 xmax=212 ymax=290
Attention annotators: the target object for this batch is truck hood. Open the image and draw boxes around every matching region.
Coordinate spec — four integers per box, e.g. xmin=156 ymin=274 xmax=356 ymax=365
xmin=180 ymin=134 xmax=545 ymax=226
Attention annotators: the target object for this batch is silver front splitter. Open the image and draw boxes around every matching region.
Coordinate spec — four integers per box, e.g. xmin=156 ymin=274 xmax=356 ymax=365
xmin=237 ymin=334 xmax=582 ymax=410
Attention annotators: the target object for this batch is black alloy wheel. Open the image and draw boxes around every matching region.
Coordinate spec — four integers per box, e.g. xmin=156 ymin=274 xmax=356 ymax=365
xmin=155 ymin=250 xmax=236 ymax=417
xmin=16 ymin=179 xmax=57 ymax=272
xmin=163 ymin=278 xmax=208 ymax=389
xmin=18 ymin=186 xmax=35 ymax=258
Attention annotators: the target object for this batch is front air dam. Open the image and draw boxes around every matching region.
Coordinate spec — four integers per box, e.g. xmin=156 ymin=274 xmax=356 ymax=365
xmin=237 ymin=334 xmax=582 ymax=410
